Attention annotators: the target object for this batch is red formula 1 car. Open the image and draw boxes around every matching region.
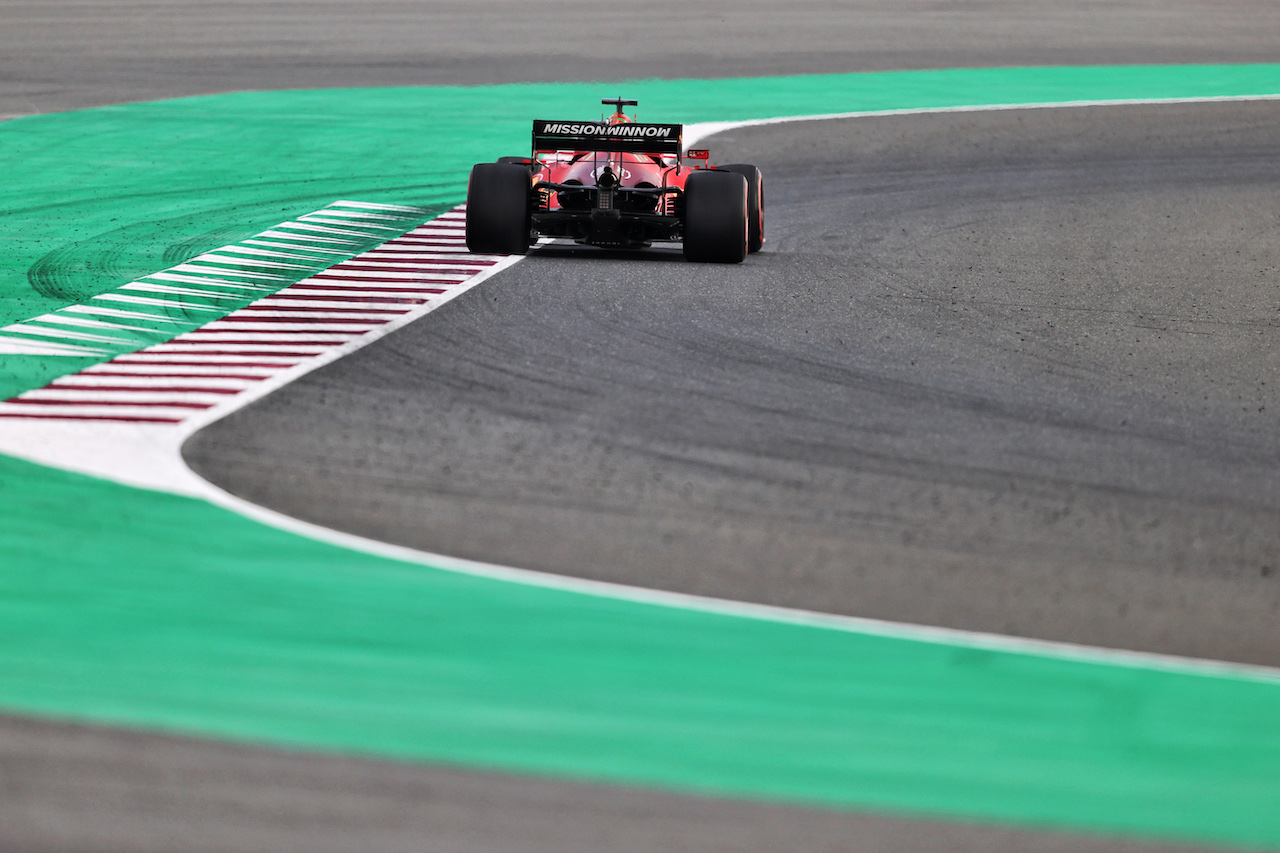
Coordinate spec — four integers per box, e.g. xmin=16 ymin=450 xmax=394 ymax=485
xmin=465 ymin=98 xmax=764 ymax=263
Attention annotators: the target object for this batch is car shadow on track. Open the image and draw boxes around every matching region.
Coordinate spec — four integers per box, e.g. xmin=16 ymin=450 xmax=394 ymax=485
xmin=527 ymin=241 xmax=689 ymax=263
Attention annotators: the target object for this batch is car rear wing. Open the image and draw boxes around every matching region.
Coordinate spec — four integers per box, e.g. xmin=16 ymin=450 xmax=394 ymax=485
xmin=532 ymin=120 xmax=683 ymax=156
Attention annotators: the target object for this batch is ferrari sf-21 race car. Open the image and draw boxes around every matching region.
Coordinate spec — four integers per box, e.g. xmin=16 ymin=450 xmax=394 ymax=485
xmin=465 ymin=98 xmax=764 ymax=263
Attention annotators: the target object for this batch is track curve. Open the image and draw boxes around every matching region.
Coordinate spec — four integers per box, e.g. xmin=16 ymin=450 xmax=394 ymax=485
xmin=187 ymin=99 xmax=1280 ymax=667
xmin=6 ymin=3 xmax=1280 ymax=852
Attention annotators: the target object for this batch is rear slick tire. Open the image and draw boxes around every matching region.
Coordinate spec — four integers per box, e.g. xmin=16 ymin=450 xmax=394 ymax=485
xmin=720 ymin=164 xmax=764 ymax=253
xmin=683 ymin=170 xmax=748 ymax=263
xmin=466 ymin=163 xmax=532 ymax=255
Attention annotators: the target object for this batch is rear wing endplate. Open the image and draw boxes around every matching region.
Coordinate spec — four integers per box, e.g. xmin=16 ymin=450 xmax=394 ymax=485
xmin=533 ymin=120 xmax=683 ymax=156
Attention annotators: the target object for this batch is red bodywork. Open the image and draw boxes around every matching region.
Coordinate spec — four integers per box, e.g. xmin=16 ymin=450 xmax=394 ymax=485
xmin=524 ymin=111 xmax=713 ymax=249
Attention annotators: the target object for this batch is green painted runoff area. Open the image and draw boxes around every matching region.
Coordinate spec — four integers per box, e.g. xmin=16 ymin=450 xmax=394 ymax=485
xmin=2 ymin=65 xmax=1280 ymax=848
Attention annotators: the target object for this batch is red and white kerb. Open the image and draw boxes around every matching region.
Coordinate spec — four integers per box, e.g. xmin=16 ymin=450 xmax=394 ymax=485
xmin=0 ymin=206 xmax=501 ymax=425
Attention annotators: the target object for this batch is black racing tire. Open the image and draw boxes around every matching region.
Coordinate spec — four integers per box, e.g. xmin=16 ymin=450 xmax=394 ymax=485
xmin=720 ymin=164 xmax=764 ymax=253
xmin=466 ymin=163 xmax=532 ymax=255
xmin=683 ymin=170 xmax=748 ymax=264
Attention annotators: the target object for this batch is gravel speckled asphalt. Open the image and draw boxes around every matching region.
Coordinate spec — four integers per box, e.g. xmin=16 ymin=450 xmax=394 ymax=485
xmin=3 ymin=2 xmax=1278 ymax=851
xmin=189 ymin=101 xmax=1280 ymax=667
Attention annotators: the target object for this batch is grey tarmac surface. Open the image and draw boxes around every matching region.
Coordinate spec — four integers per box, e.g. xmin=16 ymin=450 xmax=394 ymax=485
xmin=5 ymin=2 xmax=1279 ymax=852
xmin=0 ymin=713 xmax=1225 ymax=853
xmin=189 ymin=100 xmax=1280 ymax=668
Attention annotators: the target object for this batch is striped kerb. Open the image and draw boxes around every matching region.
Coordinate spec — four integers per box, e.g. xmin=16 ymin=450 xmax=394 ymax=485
xmin=0 ymin=204 xmax=498 ymax=424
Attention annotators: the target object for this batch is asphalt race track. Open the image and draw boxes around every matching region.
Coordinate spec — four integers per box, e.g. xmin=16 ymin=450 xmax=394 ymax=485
xmin=3 ymin=2 xmax=1278 ymax=852
xmin=189 ymin=101 xmax=1280 ymax=668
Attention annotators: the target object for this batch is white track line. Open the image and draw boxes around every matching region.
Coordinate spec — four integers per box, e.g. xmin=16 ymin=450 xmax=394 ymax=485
xmin=681 ymin=94 xmax=1280 ymax=147
xmin=4 ymin=95 xmax=1280 ymax=685
xmin=193 ymin=479 xmax=1280 ymax=687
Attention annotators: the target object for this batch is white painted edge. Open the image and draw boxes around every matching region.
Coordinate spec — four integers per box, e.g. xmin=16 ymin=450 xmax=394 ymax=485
xmin=5 ymin=95 xmax=1280 ymax=687
xmin=681 ymin=93 xmax=1280 ymax=147
xmin=195 ymin=475 xmax=1280 ymax=686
